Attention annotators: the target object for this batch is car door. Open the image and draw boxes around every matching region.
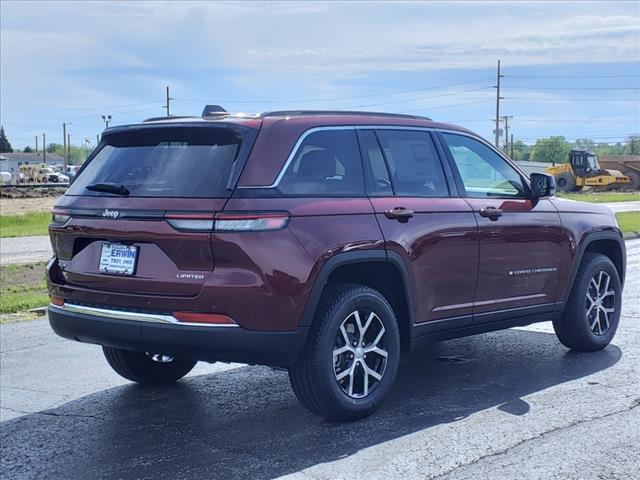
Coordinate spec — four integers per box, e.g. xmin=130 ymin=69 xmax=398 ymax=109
xmin=360 ymin=128 xmax=479 ymax=333
xmin=437 ymin=131 xmax=563 ymax=322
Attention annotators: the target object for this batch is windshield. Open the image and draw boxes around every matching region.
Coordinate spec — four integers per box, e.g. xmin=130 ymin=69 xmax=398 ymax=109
xmin=67 ymin=127 xmax=244 ymax=198
xmin=587 ymin=155 xmax=599 ymax=170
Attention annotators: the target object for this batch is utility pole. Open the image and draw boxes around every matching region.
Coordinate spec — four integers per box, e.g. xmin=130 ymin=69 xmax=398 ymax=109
xmin=63 ymin=123 xmax=68 ymax=173
xmin=494 ymin=60 xmax=503 ymax=148
xmin=101 ymin=115 xmax=112 ymax=129
xmin=511 ymin=134 xmax=514 ymax=159
xmin=67 ymin=133 xmax=71 ymax=167
xmin=42 ymin=133 xmax=46 ymax=163
xmin=35 ymin=135 xmax=38 ymax=154
xmin=501 ymin=115 xmax=513 ymax=153
xmin=164 ymin=86 xmax=173 ymax=116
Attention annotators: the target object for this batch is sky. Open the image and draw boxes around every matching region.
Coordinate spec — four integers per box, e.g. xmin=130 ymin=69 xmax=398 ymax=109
xmin=1 ymin=1 xmax=639 ymax=151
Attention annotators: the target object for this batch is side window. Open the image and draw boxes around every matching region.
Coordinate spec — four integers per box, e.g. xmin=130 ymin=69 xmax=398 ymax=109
xmin=442 ymin=133 xmax=526 ymax=198
xmin=376 ymin=130 xmax=449 ymax=197
xmin=278 ymin=129 xmax=364 ymax=195
xmin=359 ymin=130 xmax=392 ymax=196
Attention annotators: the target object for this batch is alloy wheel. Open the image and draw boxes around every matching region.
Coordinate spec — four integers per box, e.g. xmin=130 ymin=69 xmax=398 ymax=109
xmin=585 ymin=271 xmax=615 ymax=336
xmin=333 ymin=310 xmax=388 ymax=398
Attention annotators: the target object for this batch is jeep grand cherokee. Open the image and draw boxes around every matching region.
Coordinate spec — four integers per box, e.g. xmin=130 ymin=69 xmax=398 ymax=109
xmin=47 ymin=108 xmax=626 ymax=420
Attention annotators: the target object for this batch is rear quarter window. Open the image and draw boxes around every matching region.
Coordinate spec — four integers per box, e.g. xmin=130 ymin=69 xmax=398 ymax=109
xmin=277 ymin=129 xmax=365 ymax=196
xmin=68 ymin=127 xmax=245 ymax=198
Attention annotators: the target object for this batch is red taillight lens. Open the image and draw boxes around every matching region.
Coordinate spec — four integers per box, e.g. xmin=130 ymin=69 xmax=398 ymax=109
xmin=50 ymin=296 xmax=64 ymax=306
xmin=165 ymin=213 xmax=214 ymax=232
xmin=173 ymin=312 xmax=236 ymax=325
xmin=214 ymin=212 xmax=289 ymax=232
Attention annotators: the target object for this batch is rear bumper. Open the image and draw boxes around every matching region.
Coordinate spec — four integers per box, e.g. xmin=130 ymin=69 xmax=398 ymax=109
xmin=48 ymin=304 xmax=308 ymax=368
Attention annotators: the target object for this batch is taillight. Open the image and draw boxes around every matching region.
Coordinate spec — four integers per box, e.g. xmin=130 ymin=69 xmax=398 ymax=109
xmin=165 ymin=212 xmax=290 ymax=232
xmin=214 ymin=212 xmax=289 ymax=232
xmin=51 ymin=210 xmax=70 ymax=224
xmin=165 ymin=213 xmax=214 ymax=232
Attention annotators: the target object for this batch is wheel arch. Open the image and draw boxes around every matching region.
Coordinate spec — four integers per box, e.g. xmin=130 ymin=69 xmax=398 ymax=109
xmin=562 ymin=230 xmax=626 ymax=304
xmin=300 ymin=250 xmax=414 ymax=352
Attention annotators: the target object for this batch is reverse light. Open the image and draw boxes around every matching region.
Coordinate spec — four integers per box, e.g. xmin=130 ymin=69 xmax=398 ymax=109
xmin=165 ymin=213 xmax=214 ymax=232
xmin=214 ymin=212 xmax=289 ymax=232
xmin=172 ymin=311 xmax=236 ymax=325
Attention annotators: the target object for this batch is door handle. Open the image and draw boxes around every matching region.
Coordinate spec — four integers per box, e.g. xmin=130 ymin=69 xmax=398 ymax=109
xmin=479 ymin=207 xmax=503 ymax=221
xmin=384 ymin=207 xmax=414 ymax=223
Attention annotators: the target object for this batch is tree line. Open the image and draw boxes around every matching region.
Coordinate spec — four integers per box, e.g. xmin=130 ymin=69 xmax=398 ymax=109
xmin=511 ymin=134 xmax=640 ymax=164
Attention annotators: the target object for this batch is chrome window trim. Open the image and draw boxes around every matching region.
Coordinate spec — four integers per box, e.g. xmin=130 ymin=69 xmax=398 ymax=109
xmin=238 ymin=126 xmax=355 ymax=189
xmin=50 ymin=302 xmax=239 ymax=328
xmin=237 ymin=124 xmax=530 ymax=190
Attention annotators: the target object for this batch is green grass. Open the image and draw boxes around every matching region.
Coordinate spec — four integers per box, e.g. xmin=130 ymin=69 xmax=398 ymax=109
xmin=557 ymin=192 xmax=640 ymax=203
xmin=0 ymin=262 xmax=49 ymax=315
xmin=616 ymin=212 xmax=640 ymax=235
xmin=0 ymin=212 xmax=50 ymax=237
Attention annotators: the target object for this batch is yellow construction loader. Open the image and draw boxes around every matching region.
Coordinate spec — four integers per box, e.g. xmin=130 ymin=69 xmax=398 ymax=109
xmin=547 ymin=150 xmax=630 ymax=192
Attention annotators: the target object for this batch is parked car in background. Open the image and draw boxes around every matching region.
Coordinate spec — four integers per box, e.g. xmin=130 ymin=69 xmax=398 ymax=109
xmin=66 ymin=165 xmax=81 ymax=178
xmin=47 ymin=108 xmax=626 ymax=421
xmin=45 ymin=167 xmax=70 ymax=183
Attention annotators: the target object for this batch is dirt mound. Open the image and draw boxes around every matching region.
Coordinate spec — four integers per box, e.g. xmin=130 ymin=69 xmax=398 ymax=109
xmin=0 ymin=187 xmax=66 ymax=199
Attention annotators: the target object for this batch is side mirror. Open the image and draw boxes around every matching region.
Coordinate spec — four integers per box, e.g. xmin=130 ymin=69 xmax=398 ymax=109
xmin=530 ymin=173 xmax=556 ymax=198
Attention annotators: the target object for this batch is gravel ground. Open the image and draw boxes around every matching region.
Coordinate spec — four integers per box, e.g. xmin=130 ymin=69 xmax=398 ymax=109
xmin=0 ymin=240 xmax=638 ymax=480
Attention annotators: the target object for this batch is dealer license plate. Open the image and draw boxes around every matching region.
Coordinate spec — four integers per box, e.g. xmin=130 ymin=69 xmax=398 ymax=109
xmin=99 ymin=243 xmax=138 ymax=275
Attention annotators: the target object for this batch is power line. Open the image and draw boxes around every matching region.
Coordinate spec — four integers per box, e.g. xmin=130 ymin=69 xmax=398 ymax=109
xmin=0 ymin=100 xmax=159 ymax=112
xmin=401 ymin=99 xmax=489 ymax=114
xmin=349 ymin=86 xmax=492 ymax=109
xmin=504 ymin=86 xmax=640 ymax=90
xmin=1 ymin=106 xmax=160 ymax=122
xmin=504 ymin=97 xmax=639 ymax=101
xmin=503 ymin=74 xmax=640 ymax=78
xmin=175 ymin=77 xmax=495 ymax=105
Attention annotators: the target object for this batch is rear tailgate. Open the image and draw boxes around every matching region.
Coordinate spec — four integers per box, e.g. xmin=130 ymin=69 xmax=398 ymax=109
xmin=49 ymin=123 xmax=257 ymax=298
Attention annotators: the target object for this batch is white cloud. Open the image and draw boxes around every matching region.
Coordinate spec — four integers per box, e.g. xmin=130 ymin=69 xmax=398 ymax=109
xmin=1 ymin=1 xmax=638 ymax=145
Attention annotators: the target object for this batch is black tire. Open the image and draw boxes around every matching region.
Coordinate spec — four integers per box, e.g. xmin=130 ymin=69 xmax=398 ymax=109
xmin=625 ymin=171 xmax=640 ymax=191
xmin=555 ymin=172 xmax=577 ymax=192
xmin=102 ymin=347 xmax=197 ymax=385
xmin=289 ymin=284 xmax=401 ymax=421
xmin=553 ymin=253 xmax=622 ymax=352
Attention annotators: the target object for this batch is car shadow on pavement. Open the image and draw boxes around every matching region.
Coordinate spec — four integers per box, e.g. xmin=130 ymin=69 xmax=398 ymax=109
xmin=1 ymin=329 xmax=621 ymax=480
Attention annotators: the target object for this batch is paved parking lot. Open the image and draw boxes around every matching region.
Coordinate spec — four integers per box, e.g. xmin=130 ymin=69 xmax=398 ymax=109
xmin=1 ymin=240 xmax=639 ymax=479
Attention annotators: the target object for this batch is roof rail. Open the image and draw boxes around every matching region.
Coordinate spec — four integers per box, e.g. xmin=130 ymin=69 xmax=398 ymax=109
xmin=261 ymin=110 xmax=433 ymax=121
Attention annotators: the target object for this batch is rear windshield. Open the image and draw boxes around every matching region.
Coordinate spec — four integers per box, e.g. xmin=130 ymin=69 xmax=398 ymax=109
xmin=67 ymin=127 xmax=244 ymax=198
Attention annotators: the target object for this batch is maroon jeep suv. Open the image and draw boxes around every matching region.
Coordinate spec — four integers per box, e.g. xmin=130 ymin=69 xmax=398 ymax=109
xmin=47 ymin=108 xmax=626 ymax=420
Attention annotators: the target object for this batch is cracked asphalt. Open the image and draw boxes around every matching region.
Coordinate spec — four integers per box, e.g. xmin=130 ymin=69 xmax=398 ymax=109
xmin=1 ymin=239 xmax=639 ymax=480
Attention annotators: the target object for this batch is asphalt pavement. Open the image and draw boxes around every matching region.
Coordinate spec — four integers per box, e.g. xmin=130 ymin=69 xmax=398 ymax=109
xmin=1 ymin=240 xmax=639 ymax=479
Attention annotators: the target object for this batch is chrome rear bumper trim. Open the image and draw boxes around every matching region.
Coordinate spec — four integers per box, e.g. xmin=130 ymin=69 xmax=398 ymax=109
xmin=49 ymin=302 xmax=239 ymax=327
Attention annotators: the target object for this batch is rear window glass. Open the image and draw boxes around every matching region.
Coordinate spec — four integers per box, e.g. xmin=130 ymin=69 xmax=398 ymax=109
xmin=67 ymin=127 xmax=243 ymax=198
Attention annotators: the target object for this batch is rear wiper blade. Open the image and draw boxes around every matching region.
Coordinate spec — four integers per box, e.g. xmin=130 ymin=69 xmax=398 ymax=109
xmin=86 ymin=183 xmax=130 ymax=196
